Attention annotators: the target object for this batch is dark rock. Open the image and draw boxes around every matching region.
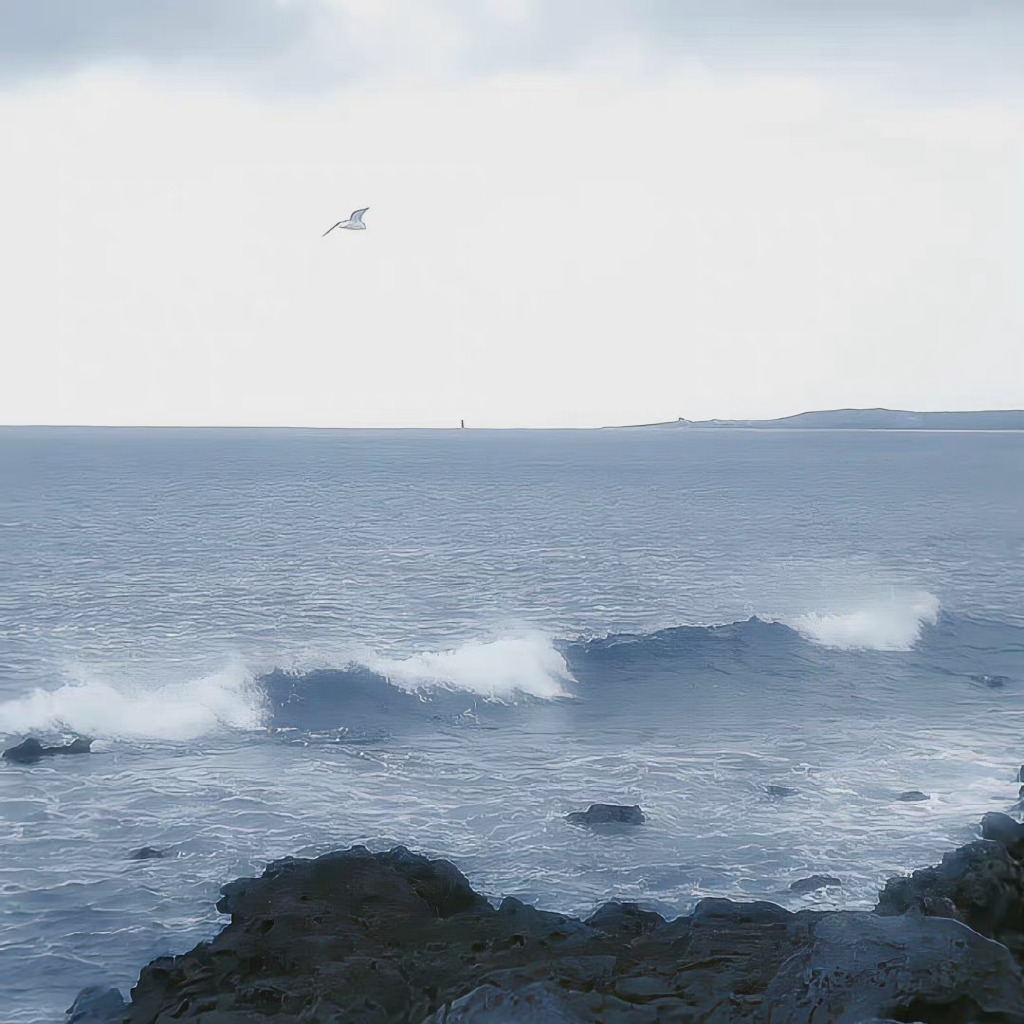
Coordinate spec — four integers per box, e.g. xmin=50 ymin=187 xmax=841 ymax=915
xmin=790 ymin=874 xmax=842 ymax=893
xmin=98 ymin=812 xmax=1024 ymax=1023
xmin=981 ymin=811 xmax=1024 ymax=853
xmin=1018 ymin=765 xmax=1024 ymax=784
xmin=585 ymin=902 xmax=665 ymax=938
xmin=128 ymin=847 xmax=165 ymax=861
xmin=565 ymin=804 xmax=645 ymax=826
xmin=3 ymin=736 xmax=92 ymax=764
xmin=970 ymin=673 xmax=1011 ymax=688
xmin=897 ymin=790 xmax=929 ymax=802
xmin=762 ymin=911 xmax=1024 ymax=1023
xmin=690 ymin=898 xmax=792 ymax=926
xmin=765 ymin=785 xmax=798 ymax=797
xmin=875 ymin=839 xmax=1024 ymax=939
xmin=66 ymin=986 xmax=127 ymax=1023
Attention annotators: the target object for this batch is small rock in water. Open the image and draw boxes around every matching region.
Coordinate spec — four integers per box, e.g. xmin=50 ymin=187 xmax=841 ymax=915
xmin=790 ymin=874 xmax=842 ymax=893
xmin=565 ymin=804 xmax=645 ymax=826
xmin=128 ymin=847 xmax=165 ymax=860
xmin=981 ymin=812 xmax=1024 ymax=851
xmin=898 ymin=790 xmax=930 ymax=802
xmin=3 ymin=736 xmax=92 ymax=765
xmin=66 ymin=986 xmax=127 ymax=1023
xmin=1017 ymin=765 xmax=1024 ymax=784
xmin=970 ymin=673 xmax=1011 ymax=688
xmin=766 ymin=785 xmax=799 ymax=798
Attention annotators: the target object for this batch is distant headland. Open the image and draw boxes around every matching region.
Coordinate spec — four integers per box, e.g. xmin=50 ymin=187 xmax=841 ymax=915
xmin=615 ymin=408 xmax=1024 ymax=431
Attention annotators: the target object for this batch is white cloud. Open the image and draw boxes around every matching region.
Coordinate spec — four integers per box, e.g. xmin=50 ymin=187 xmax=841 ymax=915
xmin=0 ymin=0 xmax=1021 ymax=99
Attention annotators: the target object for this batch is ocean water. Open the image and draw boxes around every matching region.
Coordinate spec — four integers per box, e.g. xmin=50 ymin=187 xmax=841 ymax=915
xmin=1 ymin=426 xmax=1023 ymax=1022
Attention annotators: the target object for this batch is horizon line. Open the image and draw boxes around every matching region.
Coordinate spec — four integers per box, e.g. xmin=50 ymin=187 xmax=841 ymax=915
xmin=3 ymin=406 xmax=1024 ymax=432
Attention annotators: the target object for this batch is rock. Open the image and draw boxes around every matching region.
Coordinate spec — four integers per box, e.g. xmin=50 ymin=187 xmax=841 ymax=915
xmin=3 ymin=736 xmax=92 ymax=764
xmin=762 ymin=911 xmax=1024 ymax=1023
xmin=970 ymin=673 xmax=1011 ymax=688
xmin=690 ymin=898 xmax=793 ymax=926
xmin=565 ymin=804 xmax=645 ymax=826
xmin=97 ymin=825 xmax=1024 ymax=1023
xmin=1018 ymin=765 xmax=1024 ymax=784
xmin=875 ymin=839 xmax=1024 ymax=939
xmin=981 ymin=811 xmax=1024 ymax=852
xmin=897 ymin=790 xmax=929 ymax=802
xmin=585 ymin=902 xmax=665 ymax=938
xmin=421 ymin=981 xmax=652 ymax=1023
xmin=765 ymin=785 xmax=798 ymax=797
xmin=790 ymin=874 xmax=842 ymax=893
xmin=66 ymin=986 xmax=127 ymax=1023
xmin=128 ymin=847 xmax=165 ymax=860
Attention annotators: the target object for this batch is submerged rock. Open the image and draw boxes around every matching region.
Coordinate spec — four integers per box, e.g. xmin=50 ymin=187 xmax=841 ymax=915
xmin=970 ymin=673 xmax=1011 ymax=688
xmin=897 ymin=790 xmax=930 ymax=802
xmin=566 ymin=804 xmax=645 ymax=826
xmin=66 ymin=986 xmax=127 ymax=1024
xmin=765 ymin=784 xmax=799 ymax=797
xmin=790 ymin=874 xmax=842 ymax=893
xmin=128 ymin=847 xmax=165 ymax=861
xmin=3 ymin=737 xmax=92 ymax=764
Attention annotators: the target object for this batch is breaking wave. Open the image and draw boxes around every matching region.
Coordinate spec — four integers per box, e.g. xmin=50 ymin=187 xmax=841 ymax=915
xmin=0 ymin=662 xmax=266 ymax=741
xmin=784 ymin=590 xmax=940 ymax=651
xmin=0 ymin=593 xmax=969 ymax=742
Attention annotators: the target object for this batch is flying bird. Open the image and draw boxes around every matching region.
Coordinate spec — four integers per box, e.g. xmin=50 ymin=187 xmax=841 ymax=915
xmin=323 ymin=208 xmax=369 ymax=235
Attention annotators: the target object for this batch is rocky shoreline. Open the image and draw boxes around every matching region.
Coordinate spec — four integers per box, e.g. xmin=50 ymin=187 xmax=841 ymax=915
xmin=65 ymin=803 xmax=1024 ymax=1024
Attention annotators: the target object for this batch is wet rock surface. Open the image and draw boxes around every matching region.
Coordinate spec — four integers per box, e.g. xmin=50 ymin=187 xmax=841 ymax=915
xmin=565 ymin=803 xmax=646 ymax=826
xmin=3 ymin=736 xmax=92 ymax=764
xmin=75 ymin=811 xmax=1024 ymax=1024
xmin=127 ymin=847 xmax=165 ymax=861
xmin=789 ymin=874 xmax=842 ymax=893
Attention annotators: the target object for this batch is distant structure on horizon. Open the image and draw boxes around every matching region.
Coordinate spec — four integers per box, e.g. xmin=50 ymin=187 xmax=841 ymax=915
xmin=616 ymin=408 xmax=1024 ymax=431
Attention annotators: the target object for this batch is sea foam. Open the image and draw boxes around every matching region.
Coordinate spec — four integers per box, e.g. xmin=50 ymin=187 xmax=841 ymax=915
xmin=785 ymin=590 xmax=940 ymax=651
xmin=0 ymin=661 xmax=266 ymax=740
xmin=359 ymin=634 xmax=574 ymax=700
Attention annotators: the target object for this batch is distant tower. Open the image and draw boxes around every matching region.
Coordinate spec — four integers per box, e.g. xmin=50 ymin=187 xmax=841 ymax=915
xmin=460 ymin=419 xmax=465 ymax=429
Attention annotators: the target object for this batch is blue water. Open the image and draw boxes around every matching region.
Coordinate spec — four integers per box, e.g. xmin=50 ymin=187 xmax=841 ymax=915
xmin=1 ymin=427 xmax=1023 ymax=1022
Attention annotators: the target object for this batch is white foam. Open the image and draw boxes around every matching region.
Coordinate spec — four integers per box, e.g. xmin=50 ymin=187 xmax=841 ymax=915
xmin=362 ymin=634 xmax=575 ymax=700
xmin=786 ymin=591 xmax=940 ymax=651
xmin=0 ymin=661 xmax=266 ymax=740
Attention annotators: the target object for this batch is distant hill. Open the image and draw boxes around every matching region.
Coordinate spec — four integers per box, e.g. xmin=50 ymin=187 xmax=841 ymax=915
xmin=619 ymin=408 xmax=1024 ymax=430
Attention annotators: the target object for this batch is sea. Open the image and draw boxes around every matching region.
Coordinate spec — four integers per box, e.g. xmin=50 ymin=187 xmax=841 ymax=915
xmin=1 ymin=426 xmax=1022 ymax=1022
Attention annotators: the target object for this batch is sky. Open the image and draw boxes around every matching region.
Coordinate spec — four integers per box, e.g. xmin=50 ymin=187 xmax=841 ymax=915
xmin=1 ymin=1 xmax=1022 ymax=428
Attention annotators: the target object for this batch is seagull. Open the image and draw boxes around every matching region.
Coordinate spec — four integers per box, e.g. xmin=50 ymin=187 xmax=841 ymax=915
xmin=323 ymin=208 xmax=369 ymax=235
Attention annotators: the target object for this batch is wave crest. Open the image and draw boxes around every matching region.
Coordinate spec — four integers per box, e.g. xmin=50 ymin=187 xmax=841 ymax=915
xmin=784 ymin=591 xmax=940 ymax=651
xmin=0 ymin=662 xmax=266 ymax=740
xmin=361 ymin=635 xmax=574 ymax=700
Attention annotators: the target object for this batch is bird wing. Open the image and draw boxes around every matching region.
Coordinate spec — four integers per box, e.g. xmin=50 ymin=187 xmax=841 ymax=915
xmin=322 ymin=222 xmax=343 ymax=236
xmin=349 ymin=208 xmax=369 ymax=223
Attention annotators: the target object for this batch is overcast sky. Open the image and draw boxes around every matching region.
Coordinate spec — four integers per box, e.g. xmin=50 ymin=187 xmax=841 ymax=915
xmin=1 ymin=1 xmax=1021 ymax=427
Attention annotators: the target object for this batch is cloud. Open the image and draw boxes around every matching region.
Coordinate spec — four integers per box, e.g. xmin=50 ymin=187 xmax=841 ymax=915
xmin=0 ymin=0 xmax=1021 ymax=96
xmin=0 ymin=0 xmax=331 ymax=86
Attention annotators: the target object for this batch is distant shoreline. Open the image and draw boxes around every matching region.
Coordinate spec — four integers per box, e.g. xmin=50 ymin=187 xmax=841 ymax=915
xmin=612 ymin=408 xmax=1024 ymax=431
xmin=2 ymin=408 xmax=1023 ymax=432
